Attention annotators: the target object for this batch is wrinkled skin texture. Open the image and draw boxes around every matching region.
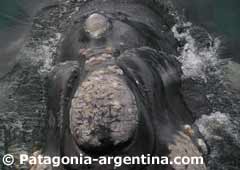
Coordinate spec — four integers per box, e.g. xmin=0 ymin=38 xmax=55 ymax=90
xmin=45 ymin=1 xmax=206 ymax=170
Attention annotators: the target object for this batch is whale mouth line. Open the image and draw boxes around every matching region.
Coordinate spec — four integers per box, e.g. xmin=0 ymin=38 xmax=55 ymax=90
xmin=75 ymin=131 xmax=136 ymax=157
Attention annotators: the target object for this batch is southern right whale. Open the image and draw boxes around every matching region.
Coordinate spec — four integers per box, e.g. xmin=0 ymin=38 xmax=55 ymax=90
xmin=42 ymin=1 xmax=206 ymax=170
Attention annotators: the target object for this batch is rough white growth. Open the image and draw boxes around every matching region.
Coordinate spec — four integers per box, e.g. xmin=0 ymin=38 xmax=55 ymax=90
xmin=84 ymin=13 xmax=110 ymax=39
xmin=70 ymin=65 xmax=138 ymax=147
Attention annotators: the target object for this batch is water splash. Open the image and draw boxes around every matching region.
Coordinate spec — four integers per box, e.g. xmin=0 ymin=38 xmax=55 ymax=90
xmin=16 ymin=32 xmax=62 ymax=75
xmin=172 ymin=22 xmax=220 ymax=82
xmin=172 ymin=16 xmax=240 ymax=169
xmin=196 ymin=112 xmax=240 ymax=146
xmin=195 ymin=112 xmax=240 ymax=170
xmin=37 ymin=33 xmax=61 ymax=74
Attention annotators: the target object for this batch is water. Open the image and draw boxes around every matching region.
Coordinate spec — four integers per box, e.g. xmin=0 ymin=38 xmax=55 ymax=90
xmin=172 ymin=0 xmax=240 ymax=63
xmin=0 ymin=0 xmax=52 ymax=77
xmin=173 ymin=0 xmax=240 ymax=37
xmin=172 ymin=22 xmax=220 ymax=81
xmin=170 ymin=3 xmax=240 ymax=169
xmin=0 ymin=1 xmax=56 ymax=169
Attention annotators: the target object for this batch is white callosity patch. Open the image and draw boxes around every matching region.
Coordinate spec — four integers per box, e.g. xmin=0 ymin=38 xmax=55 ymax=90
xmin=70 ymin=65 xmax=138 ymax=148
xmin=84 ymin=13 xmax=110 ymax=39
xmin=85 ymin=52 xmax=114 ymax=70
xmin=169 ymin=132 xmax=207 ymax=170
xmin=182 ymin=124 xmax=208 ymax=155
xmin=172 ymin=22 xmax=220 ymax=81
xmin=29 ymin=150 xmax=52 ymax=170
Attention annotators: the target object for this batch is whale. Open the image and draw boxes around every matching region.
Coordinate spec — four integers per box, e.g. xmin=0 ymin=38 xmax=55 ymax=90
xmin=44 ymin=1 xmax=204 ymax=170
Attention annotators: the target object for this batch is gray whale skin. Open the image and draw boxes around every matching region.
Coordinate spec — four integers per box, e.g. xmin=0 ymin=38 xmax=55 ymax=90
xmin=45 ymin=1 xmax=197 ymax=170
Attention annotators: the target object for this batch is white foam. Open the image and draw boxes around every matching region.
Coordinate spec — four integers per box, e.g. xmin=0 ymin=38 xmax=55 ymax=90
xmin=37 ymin=44 xmax=55 ymax=73
xmin=195 ymin=111 xmax=240 ymax=145
xmin=38 ymin=33 xmax=62 ymax=74
xmin=17 ymin=33 xmax=62 ymax=74
xmin=172 ymin=23 xmax=220 ymax=81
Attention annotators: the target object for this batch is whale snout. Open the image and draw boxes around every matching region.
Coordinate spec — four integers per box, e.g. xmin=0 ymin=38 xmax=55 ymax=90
xmin=69 ymin=66 xmax=138 ymax=155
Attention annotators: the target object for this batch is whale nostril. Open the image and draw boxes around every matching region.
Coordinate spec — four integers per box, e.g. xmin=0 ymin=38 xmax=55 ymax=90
xmin=84 ymin=13 xmax=110 ymax=39
xmin=69 ymin=66 xmax=138 ymax=155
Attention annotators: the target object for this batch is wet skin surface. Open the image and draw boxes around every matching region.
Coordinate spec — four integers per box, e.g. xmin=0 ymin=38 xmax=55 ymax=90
xmin=46 ymin=1 xmax=194 ymax=170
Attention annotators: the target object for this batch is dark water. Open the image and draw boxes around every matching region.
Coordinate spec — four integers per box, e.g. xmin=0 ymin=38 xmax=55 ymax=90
xmin=173 ymin=0 xmax=240 ymax=62
xmin=0 ymin=0 xmax=50 ymax=29
xmin=0 ymin=0 xmax=50 ymax=77
xmin=174 ymin=0 xmax=240 ymax=38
